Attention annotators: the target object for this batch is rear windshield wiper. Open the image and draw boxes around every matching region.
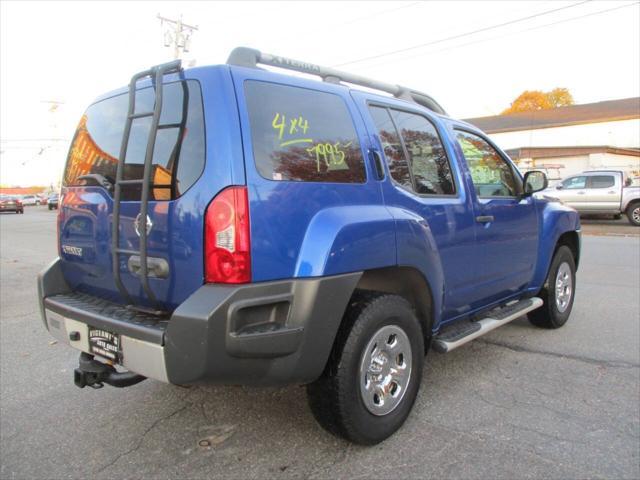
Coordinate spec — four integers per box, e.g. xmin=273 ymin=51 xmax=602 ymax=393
xmin=77 ymin=174 xmax=114 ymax=192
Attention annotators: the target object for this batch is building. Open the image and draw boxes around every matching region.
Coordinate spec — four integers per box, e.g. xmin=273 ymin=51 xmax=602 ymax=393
xmin=464 ymin=97 xmax=640 ymax=182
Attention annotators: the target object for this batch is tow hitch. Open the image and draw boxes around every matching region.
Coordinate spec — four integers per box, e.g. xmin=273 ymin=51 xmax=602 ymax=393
xmin=74 ymin=352 xmax=146 ymax=389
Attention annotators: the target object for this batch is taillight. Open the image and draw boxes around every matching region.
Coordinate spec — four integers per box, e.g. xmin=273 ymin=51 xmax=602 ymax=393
xmin=204 ymin=186 xmax=251 ymax=284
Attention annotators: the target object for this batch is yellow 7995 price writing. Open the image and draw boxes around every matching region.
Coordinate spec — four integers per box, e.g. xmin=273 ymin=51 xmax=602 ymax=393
xmin=306 ymin=142 xmax=351 ymax=172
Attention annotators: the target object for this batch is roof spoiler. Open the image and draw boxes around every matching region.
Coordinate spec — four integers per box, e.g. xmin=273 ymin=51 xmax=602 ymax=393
xmin=227 ymin=47 xmax=447 ymax=116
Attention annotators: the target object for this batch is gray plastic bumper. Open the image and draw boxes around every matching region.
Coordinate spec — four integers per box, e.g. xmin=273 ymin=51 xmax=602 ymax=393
xmin=38 ymin=258 xmax=362 ymax=386
xmin=165 ymin=271 xmax=362 ymax=385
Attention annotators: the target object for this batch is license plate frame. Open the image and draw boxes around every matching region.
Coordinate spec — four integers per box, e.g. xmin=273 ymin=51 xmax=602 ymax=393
xmin=88 ymin=326 xmax=122 ymax=363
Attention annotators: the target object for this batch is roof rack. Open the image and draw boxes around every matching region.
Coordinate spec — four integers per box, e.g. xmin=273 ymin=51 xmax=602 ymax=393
xmin=227 ymin=47 xmax=447 ymax=116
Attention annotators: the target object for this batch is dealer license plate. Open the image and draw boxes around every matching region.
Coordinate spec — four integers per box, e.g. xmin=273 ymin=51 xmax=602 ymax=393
xmin=88 ymin=327 xmax=121 ymax=363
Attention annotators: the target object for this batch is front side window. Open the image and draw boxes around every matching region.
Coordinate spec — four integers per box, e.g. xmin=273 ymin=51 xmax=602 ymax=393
xmin=588 ymin=175 xmax=615 ymax=188
xmin=455 ymin=131 xmax=519 ymax=197
xmin=64 ymin=80 xmax=205 ymax=201
xmin=244 ymin=81 xmax=366 ymax=183
xmin=562 ymin=176 xmax=587 ymax=189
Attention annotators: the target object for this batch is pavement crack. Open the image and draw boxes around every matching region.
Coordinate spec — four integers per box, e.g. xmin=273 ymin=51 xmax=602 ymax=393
xmin=477 ymin=339 xmax=640 ymax=369
xmin=95 ymin=404 xmax=188 ymax=474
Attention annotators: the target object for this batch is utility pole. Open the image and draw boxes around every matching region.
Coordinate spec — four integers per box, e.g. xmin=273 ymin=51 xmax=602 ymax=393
xmin=157 ymin=14 xmax=198 ymax=60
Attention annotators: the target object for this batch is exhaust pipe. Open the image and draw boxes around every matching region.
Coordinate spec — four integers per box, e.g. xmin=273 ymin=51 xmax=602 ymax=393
xmin=74 ymin=352 xmax=146 ymax=389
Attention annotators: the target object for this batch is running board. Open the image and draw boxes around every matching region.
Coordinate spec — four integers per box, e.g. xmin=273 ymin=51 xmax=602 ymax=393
xmin=432 ymin=297 xmax=543 ymax=353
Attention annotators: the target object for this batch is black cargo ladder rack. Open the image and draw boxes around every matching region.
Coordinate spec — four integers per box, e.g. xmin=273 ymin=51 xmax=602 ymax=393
xmin=112 ymin=59 xmax=182 ymax=309
xmin=226 ymin=47 xmax=447 ymax=115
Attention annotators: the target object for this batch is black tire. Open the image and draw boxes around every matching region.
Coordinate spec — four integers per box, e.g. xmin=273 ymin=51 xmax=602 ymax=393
xmin=48 ymin=205 xmax=52 ymax=210
xmin=529 ymin=245 xmax=576 ymax=329
xmin=627 ymin=202 xmax=640 ymax=227
xmin=307 ymin=292 xmax=425 ymax=445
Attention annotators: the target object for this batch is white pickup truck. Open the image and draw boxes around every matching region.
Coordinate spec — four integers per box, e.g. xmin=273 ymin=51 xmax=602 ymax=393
xmin=548 ymin=170 xmax=640 ymax=226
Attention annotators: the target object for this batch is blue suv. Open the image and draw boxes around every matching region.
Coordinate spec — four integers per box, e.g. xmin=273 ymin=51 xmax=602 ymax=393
xmin=38 ymin=48 xmax=581 ymax=444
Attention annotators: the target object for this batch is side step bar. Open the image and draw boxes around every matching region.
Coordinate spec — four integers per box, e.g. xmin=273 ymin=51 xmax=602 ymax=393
xmin=433 ymin=297 xmax=543 ymax=353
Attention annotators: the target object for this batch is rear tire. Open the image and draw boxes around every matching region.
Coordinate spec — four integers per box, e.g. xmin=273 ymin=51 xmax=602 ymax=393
xmin=529 ymin=245 xmax=576 ymax=329
xmin=307 ymin=292 xmax=424 ymax=445
xmin=627 ymin=202 xmax=640 ymax=226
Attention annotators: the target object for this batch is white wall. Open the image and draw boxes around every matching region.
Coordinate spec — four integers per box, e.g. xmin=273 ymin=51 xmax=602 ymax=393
xmin=489 ymin=119 xmax=640 ymax=151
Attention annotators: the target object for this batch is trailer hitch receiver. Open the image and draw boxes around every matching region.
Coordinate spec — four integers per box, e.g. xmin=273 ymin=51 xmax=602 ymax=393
xmin=74 ymin=352 xmax=146 ymax=389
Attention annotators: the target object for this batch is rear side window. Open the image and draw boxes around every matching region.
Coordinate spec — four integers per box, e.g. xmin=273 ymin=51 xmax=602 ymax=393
xmin=588 ymin=175 xmax=615 ymax=188
xmin=369 ymin=106 xmax=455 ymax=195
xmin=389 ymin=110 xmax=455 ymax=195
xmin=244 ymin=81 xmax=366 ymax=183
xmin=368 ymin=106 xmax=412 ymax=189
xmin=64 ymin=80 xmax=205 ymax=201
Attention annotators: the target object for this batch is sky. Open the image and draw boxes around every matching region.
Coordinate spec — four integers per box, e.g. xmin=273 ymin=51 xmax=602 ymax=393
xmin=1 ymin=0 xmax=639 ymax=187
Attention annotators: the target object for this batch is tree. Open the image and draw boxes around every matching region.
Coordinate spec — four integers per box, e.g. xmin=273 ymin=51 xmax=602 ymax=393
xmin=502 ymin=88 xmax=575 ymax=114
xmin=546 ymin=87 xmax=574 ymax=108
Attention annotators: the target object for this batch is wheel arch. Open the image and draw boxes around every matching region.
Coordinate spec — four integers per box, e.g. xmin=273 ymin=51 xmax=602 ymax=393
xmin=354 ymin=266 xmax=435 ymax=350
xmin=556 ymin=230 xmax=580 ymax=270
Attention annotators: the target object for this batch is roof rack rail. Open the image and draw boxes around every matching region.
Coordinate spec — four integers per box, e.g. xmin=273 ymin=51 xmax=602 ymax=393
xmin=227 ymin=47 xmax=447 ymax=116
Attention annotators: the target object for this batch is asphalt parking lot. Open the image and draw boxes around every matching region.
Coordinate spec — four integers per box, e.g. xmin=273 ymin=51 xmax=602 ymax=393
xmin=1 ymin=207 xmax=639 ymax=479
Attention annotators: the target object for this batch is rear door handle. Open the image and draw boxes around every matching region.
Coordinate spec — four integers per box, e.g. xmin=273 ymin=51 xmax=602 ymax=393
xmin=577 ymin=191 xmax=586 ymax=195
xmin=369 ymin=149 xmax=385 ymax=180
xmin=475 ymin=215 xmax=494 ymax=223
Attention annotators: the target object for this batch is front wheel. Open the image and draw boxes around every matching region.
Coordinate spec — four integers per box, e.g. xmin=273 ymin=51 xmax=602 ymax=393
xmin=529 ymin=245 xmax=576 ymax=329
xmin=307 ymin=292 xmax=425 ymax=445
xmin=627 ymin=203 xmax=640 ymax=226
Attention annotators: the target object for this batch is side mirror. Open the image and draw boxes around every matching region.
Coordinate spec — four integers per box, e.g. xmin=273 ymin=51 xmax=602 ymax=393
xmin=523 ymin=170 xmax=548 ymax=196
xmin=556 ymin=184 xmax=563 ymax=190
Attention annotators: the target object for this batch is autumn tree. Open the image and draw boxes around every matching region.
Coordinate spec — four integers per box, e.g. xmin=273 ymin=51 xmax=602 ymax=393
xmin=502 ymin=88 xmax=575 ymax=114
xmin=546 ymin=87 xmax=574 ymax=108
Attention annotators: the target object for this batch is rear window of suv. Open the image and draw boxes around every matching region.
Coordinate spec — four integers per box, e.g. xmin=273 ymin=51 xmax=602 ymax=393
xmin=63 ymin=80 xmax=205 ymax=201
xmin=244 ymin=81 xmax=366 ymax=183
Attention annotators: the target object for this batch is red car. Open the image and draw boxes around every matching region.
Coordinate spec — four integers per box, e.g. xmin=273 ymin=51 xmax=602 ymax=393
xmin=0 ymin=196 xmax=24 ymax=214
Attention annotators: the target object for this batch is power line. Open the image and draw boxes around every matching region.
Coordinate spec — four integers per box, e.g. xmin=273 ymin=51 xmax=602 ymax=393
xmin=334 ymin=0 xmax=591 ymax=67
xmin=357 ymin=1 xmax=640 ymax=71
xmin=339 ymin=1 xmax=422 ymax=26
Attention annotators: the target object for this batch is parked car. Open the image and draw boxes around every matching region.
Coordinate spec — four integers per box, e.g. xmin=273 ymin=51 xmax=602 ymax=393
xmin=547 ymin=170 xmax=640 ymax=226
xmin=20 ymin=194 xmax=38 ymax=206
xmin=38 ymin=49 xmax=581 ymax=445
xmin=0 ymin=196 xmax=24 ymax=214
xmin=47 ymin=193 xmax=59 ymax=210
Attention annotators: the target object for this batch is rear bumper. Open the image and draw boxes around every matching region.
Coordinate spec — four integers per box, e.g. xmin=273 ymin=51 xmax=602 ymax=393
xmin=38 ymin=258 xmax=361 ymax=386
